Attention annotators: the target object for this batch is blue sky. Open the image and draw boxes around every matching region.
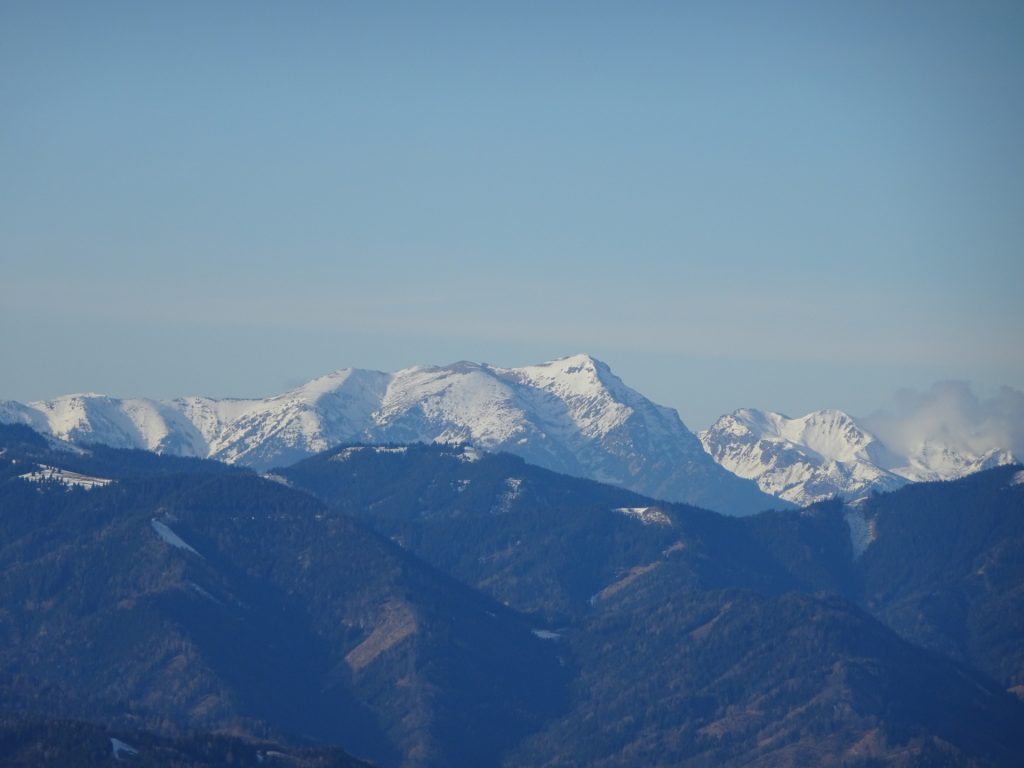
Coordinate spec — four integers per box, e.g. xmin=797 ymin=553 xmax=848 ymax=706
xmin=2 ymin=1 xmax=1022 ymax=428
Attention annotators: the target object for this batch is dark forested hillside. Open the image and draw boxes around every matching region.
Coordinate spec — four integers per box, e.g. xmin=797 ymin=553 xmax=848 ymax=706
xmin=853 ymin=468 xmax=1024 ymax=690
xmin=511 ymin=588 xmax=1024 ymax=768
xmin=281 ymin=443 xmax=680 ymax=621
xmin=0 ymin=717 xmax=373 ymax=767
xmin=281 ymin=443 xmax=1024 ymax=765
xmin=0 ymin=433 xmax=566 ymax=768
xmin=281 ymin=444 xmax=830 ymax=622
xmin=2 ymin=430 xmax=1023 ymax=767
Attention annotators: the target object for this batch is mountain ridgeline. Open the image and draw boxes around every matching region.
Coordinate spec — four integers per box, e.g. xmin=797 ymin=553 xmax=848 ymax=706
xmin=1 ymin=422 xmax=1022 ymax=766
xmin=0 ymin=355 xmax=783 ymax=515
xmin=3 ymin=355 xmax=1016 ymax=513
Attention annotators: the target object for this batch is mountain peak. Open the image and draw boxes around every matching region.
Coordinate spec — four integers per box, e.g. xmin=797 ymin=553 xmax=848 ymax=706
xmin=541 ymin=353 xmax=613 ymax=376
xmin=441 ymin=360 xmax=490 ymax=375
xmin=510 ymin=354 xmax=626 ymax=400
xmin=555 ymin=352 xmax=604 ymax=367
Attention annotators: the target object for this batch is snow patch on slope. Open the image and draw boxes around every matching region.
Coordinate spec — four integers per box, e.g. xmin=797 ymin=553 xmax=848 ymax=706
xmin=458 ymin=445 xmax=483 ymax=462
xmin=332 ymin=445 xmax=409 ymax=461
xmin=532 ymin=629 xmax=561 ymax=640
xmin=614 ymin=506 xmax=672 ymax=526
xmin=110 ymin=738 xmax=138 ymax=760
xmin=151 ymin=520 xmax=202 ymax=557
xmin=493 ymin=477 xmax=523 ymax=514
xmin=844 ymin=504 xmax=878 ymax=558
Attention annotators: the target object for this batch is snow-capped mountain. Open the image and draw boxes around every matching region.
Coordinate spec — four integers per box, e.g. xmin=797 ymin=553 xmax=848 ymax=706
xmin=700 ymin=407 xmax=1018 ymax=506
xmin=890 ymin=442 xmax=1016 ymax=483
xmin=0 ymin=355 xmax=779 ymax=515
xmin=699 ymin=409 xmax=906 ymax=506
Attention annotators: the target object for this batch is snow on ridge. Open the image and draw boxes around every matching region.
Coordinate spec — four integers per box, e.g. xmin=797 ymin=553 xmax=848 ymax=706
xmin=1011 ymin=470 xmax=1024 ymax=487
xmin=332 ymin=446 xmax=364 ymax=461
xmin=331 ymin=445 xmax=409 ymax=462
xmin=19 ymin=465 xmax=112 ymax=489
xmin=151 ymin=519 xmax=202 ymax=557
xmin=614 ymin=506 xmax=672 ymax=526
xmin=262 ymin=473 xmax=293 ymax=486
xmin=289 ymin=367 xmax=363 ymax=401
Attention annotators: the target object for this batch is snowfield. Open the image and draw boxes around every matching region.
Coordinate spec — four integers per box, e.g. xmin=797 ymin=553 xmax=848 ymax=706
xmin=151 ymin=520 xmax=202 ymax=557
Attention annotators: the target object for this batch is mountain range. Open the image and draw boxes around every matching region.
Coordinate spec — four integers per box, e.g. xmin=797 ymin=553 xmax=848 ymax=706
xmin=0 ymin=355 xmax=777 ymax=514
xmin=0 ymin=354 xmax=1016 ymax=510
xmin=1 ymin=423 xmax=1022 ymax=766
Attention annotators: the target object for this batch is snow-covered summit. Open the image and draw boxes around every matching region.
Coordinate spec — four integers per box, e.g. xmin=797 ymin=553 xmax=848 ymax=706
xmin=0 ymin=355 xmax=778 ymax=515
xmin=362 ymin=355 xmax=767 ymax=513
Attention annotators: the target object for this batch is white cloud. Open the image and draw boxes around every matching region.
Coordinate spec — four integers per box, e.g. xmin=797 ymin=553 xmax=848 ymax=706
xmin=863 ymin=381 xmax=1024 ymax=460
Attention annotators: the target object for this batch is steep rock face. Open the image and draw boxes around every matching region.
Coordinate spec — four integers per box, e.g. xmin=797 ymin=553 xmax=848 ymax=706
xmin=0 ymin=356 xmax=778 ymax=515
